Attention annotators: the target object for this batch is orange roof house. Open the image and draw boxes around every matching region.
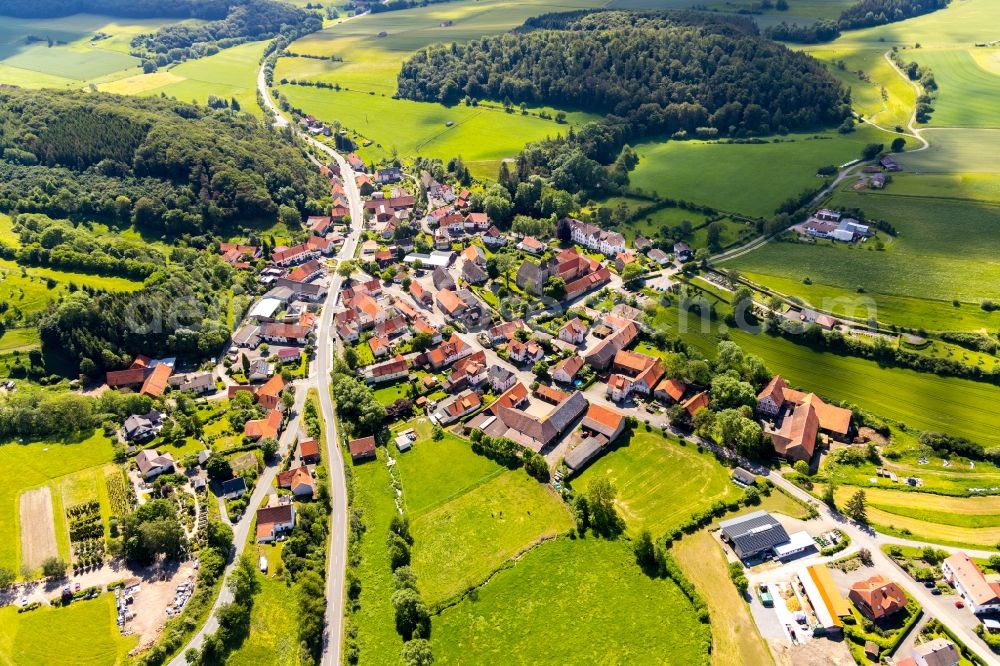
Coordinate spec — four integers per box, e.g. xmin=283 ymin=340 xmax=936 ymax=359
xmin=140 ymin=363 xmax=173 ymax=397
xmin=246 ymin=409 xmax=282 ymax=440
xmin=349 ymin=436 xmax=377 ymax=463
xmin=849 ymin=575 xmax=907 ymax=620
xmin=654 ymin=378 xmax=686 ymax=403
xmin=757 ymin=375 xmax=851 ymax=436
xmin=682 ymin=391 xmax=709 ymax=417
xmin=581 ymin=403 xmax=626 ymax=440
xmin=256 ymin=374 xmax=286 ymax=410
xmin=299 ymin=439 xmax=320 ymax=463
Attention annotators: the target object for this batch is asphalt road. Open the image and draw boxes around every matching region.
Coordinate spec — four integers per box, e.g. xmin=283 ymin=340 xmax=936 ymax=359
xmin=259 ymin=55 xmax=365 ymax=666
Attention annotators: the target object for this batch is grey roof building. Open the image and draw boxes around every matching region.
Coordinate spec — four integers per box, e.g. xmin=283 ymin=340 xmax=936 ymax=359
xmin=719 ymin=510 xmax=790 ymax=560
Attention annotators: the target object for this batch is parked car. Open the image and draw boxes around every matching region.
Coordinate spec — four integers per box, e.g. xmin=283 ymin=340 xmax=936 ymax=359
xmin=757 ymin=583 xmax=774 ymax=608
xmin=955 ymin=600 xmax=965 ymax=608
xmin=932 ymin=588 xmax=942 ymax=595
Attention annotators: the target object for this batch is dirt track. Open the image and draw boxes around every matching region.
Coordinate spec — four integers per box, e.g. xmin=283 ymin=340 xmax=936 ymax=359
xmin=19 ymin=486 xmax=58 ymax=569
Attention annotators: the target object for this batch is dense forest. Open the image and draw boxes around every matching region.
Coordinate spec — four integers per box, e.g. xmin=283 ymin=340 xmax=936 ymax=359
xmin=38 ymin=250 xmax=233 ymax=375
xmin=0 ymin=0 xmax=236 ymax=18
xmin=397 ymin=10 xmax=850 ymax=138
xmin=397 ymin=10 xmax=848 ymax=197
xmin=130 ymin=0 xmax=322 ymax=66
xmin=0 ymin=90 xmax=327 ymax=235
xmin=765 ymin=0 xmax=949 ymax=43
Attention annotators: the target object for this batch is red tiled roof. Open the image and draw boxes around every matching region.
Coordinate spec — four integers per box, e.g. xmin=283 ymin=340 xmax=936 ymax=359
xmin=299 ymin=439 xmax=320 ymax=459
xmin=349 ymin=436 xmax=377 ymax=460
xmin=140 ymin=363 xmax=172 ymax=397
xmin=106 ymin=367 xmax=147 ymax=388
xmin=682 ymin=391 xmax=709 ymax=417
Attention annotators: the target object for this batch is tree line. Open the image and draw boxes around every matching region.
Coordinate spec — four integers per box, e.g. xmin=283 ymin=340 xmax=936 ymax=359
xmin=764 ymin=0 xmax=949 ymax=43
xmin=130 ymin=0 xmax=322 ymax=68
xmin=0 ymin=0 xmax=235 ymax=19
xmin=0 ymin=90 xmax=327 ymax=236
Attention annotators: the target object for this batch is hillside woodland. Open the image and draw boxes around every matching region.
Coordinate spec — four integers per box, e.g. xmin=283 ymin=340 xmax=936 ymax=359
xmin=0 ymin=0 xmax=236 ymax=18
xmin=398 ymin=10 xmax=849 ymax=197
xmin=0 ymin=89 xmax=327 ymax=236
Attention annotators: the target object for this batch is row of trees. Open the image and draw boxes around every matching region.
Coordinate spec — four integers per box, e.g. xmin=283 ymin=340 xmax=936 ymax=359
xmin=0 ymin=0 xmax=235 ymax=18
xmin=765 ymin=0 xmax=949 ymax=43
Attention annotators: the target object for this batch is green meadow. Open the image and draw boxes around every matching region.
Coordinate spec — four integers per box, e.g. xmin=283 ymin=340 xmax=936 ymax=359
xmin=627 ymin=125 xmax=892 ymax=217
xmin=648 ymin=299 xmax=1000 ymax=448
xmin=392 ymin=428 xmax=573 ymax=607
xmin=808 ymin=46 xmax=916 ymax=131
xmin=573 ymin=429 xmax=741 ymax=539
xmin=908 ymin=49 xmax=1000 ymax=129
xmin=120 ymin=41 xmax=269 ymax=117
xmin=0 ymin=431 xmax=116 ymax=573
xmin=433 ymin=537 xmax=710 ymax=665
xmin=826 ymin=0 xmax=1000 ymax=49
xmin=279 ymin=0 xmax=606 ymax=176
xmin=226 ymin=567 xmax=302 ymax=666
xmin=0 ymin=593 xmax=136 ymax=665
xmin=345 ymin=447 xmax=404 ymax=665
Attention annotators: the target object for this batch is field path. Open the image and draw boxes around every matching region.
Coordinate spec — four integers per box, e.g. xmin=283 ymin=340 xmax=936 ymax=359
xmin=19 ymin=486 xmax=57 ymax=570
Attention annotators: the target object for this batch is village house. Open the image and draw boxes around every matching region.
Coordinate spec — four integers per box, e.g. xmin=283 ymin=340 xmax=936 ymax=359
xmin=653 ymin=377 xmax=687 ymax=404
xmin=272 ymin=243 xmax=319 ymax=267
xmin=584 ymin=321 xmax=639 ymax=370
xmin=565 ymin=403 xmax=627 ymax=474
xmin=487 ymin=365 xmax=516 ymax=393
xmin=558 ymin=318 xmax=588 ymax=345
xmin=443 ymin=350 xmax=488 ymax=393
xmin=606 ymin=350 xmax=664 ymax=402
xmin=426 ymin=333 xmax=473 ymax=370
xmin=260 ymin=322 xmax=310 ymax=345
xmin=647 ymin=248 xmax=670 ymax=265
xmin=375 ymin=166 xmax=403 ymax=185
xmin=221 ymin=477 xmax=247 ymax=500
xmin=168 ymin=372 xmax=215 ymax=395
xmin=849 ymin=575 xmax=907 ymax=621
xmin=942 ymin=552 xmax=1000 ymax=614
xmin=466 ymin=384 xmax=588 ymax=453
xmin=299 ymin=439 xmax=321 ymax=465
xmin=135 ymin=449 xmax=176 ymax=480
xmin=256 ymin=503 xmax=296 ymax=543
xmin=432 ymin=266 xmax=456 ymax=291
xmin=123 ymin=411 xmax=163 ymax=442
xmin=245 ymin=409 xmax=282 ymax=441
xmin=349 ymin=436 xmax=377 ymax=464
xmin=487 ymin=319 xmax=530 ymax=345
xmin=681 ymin=391 xmax=709 ymax=417
xmin=363 ymin=354 xmax=409 ymax=384
xmin=433 ymin=390 xmax=482 ymax=424
xmin=462 ymin=260 xmax=488 ymax=285
xmin=563 ymin=218 xmax=626 ymax=256
xmin=910 ymin=639 xmax=959 ymax=666
xmin=614 ymin=251 xmax=637 ymax=272
xmin=481 ymin=225 xmax=506 ymax=247
xmin=517 ymin=236 xmax=547 ymax=254
xmin=409 ymin=279 xmax=432 ymax=306
xmin=277 ymin=466 xmax=315 ymax=498
xmin=673 ymin=242 xmax=693 ymax=262
xmin=508 ymin=339 xmax=544 ymax=365
xmin=552 ymin=355 xmax=585 ymax=384
xmin=275 ymin=278 xmax=327 ymax=302
xmin=757 ymin=375 xmax=852 ymax=461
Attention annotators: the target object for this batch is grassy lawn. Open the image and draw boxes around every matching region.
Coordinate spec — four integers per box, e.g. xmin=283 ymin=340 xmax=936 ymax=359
xmin=226 ymin=568 xmax=302 ymax=666
xmin=394 ymin=430 xmax=500 ymax=516
xmin=433 ymin=537 xmax=710 ymax=665
xmin=627 ymin=125 xmax=892 ymax=217
xmin=410 ymin=470 xmax=572 ymax=606
xmin=808 ymin=46 xmax=915 ymax=131
xmin=347 ymin=447 xmax=404 ymax=663
xmin=372 ymin=380 xmax=410 ymax=407
xmin=909 ymin=49 xmax=1000 ymax=129
xmin=0 ymin=593 xmax=137 ymax=665
xmin=674 ymin=530 xmax=773 ymax=666
xmin=573 ymin=429 xmax=742 ymax=539
xmin=900 ymin=129 xmax=1000 ymax=173
xmin=0 ymin=431 xmax=116 ymax=574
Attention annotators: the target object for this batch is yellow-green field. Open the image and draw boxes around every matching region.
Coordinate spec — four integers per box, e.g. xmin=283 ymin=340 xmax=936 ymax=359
xmin=909 ymin=49 xmax=1000 ymax=129
xmin=833 ymin=485 xmax=1000 ymax=549
xmin=279 ymin=0 xmax=607 ymax=176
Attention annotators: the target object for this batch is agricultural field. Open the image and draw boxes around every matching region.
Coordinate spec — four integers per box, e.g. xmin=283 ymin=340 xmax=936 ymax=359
xmin=808 ymin=46 xmax=916 ymax=131
xmin=900 ymin=129 xmax=1000 ymax=173
xmin=627 ymin=126 xmax=892 ymax=218
xmin=433 ymin=537 xmax=710 ymax=665
xmin=122 ymin=41 xmax=269 ymax=117
xmin=832 ymin=485 xmax=1000 ymax=549
xmin=0 ymin=14 xmax=191 ymax=88
xmin=647 ymin=299 xmax=1000 ymax=448
xmin=0 ymin=593 xmax=137 ymax=665
xmin=278 ymin=0 xmax=606 ymax=176
xmin=573 ymin=429 xmax=741 ymax=539
xmin=908 ymin=49 xmax=1000 ymax=129
xmin=346 ymin=447 xmax=404 ymax=664
xmin=674 ymin=530 xmax=773 ymax=666
xmin=826 ymin=0 xmax=1000 ymax=50
xmin=0 ymin=432 xmax=116 ymax=574
xmin=729 ymin=191 xmax=1000 ymax=303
